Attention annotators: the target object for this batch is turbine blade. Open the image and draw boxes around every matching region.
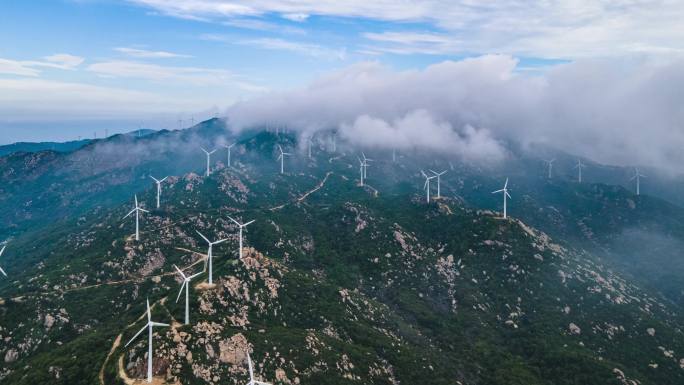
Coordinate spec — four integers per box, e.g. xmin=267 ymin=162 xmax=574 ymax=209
xmin=255 ymin=382 xmax=273 ymax=385
xmin=420 ymin=170 xmax=427 ymax=178
xmin=0 ymin=266 xmax=6 ymax=277
xmin=492 ymin=189 xmax=504 ymax=194
xmin=188 ymin=272 xmax=203 ymax=280
xmin=227 ymin=216 xmax=240 ymax=226
xmin=196 ymin=230 xmax=210 ymax=244
xmin=123 ymin=209 xmax=136 ymax=219
xmin=173 ymin=264 xmax=187 ymax=279
xmin=152 ymin=322 xmax=170 ymax=327
xmin=429 ymin=169 xmax=437 ymax=175
xmin=200 ymin=147 xmax=208 ymax=153
xmin=160 ymin=176 xmax=168 ymax=182
xmin=125 ymin=323 xmax=148 ymax=347
xmin=139 ymin=208 xmax=149 ymax=213
xmin=176 ymin=281 xmax=186 ymax=303
xmin=244 ymin=220 xmax=255 ymax=226
xmin=213 ymin=238 xmax=229 ymax=245
xmin=146 ymin=298 xmax=151 ymax=322
xmin=504 ymin=178 xmax=508 ymax=188
xmin=150 ymin=176 xmax=159 ymax=183
xmin=506 ymin=191 xmax=512 ymax=199
xmin=0 ymin=245 xmax=6 ymax=257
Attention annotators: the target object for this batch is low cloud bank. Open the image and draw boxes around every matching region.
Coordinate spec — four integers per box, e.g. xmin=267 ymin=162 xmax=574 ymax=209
xmin=226 ymin=54 xmax=684 ymax=172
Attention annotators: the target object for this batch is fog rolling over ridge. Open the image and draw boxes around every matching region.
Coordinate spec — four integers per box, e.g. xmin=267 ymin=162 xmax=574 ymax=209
xmin=226 ymin=55 xmax=684 ymax=173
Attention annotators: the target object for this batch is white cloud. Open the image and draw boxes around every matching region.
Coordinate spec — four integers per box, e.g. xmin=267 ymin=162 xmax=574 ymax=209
xmin=114 ymin=47 xmax=193 ymax=58
xmin=281 ymin=13 xmax=309 ymax=22
xmin=237 ymin=38 xmax=346 ymax=60
xmin=225 ymin=54 xmax=684 ymax=171
xmin=129 ymin=0 xmax=684 ymax=59
xmin=0 ymin=58 xmax=41 ymax=77
xmin=0 ymin=53 xmax=84 ymax=77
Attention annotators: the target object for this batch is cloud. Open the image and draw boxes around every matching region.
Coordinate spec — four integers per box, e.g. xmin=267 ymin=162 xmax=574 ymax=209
xmin=129 ymin=1 xmax=684 ymax=59
xmin=0 ymin=58 xmax=41 ymax=77
xmin=87 ymin=60 xmax=246 ymax=86
xmin=225 ymin=54 xmax=684 ymax=171
xmin=114 ymin=47 xmax=193 ymax=58
xmin=0 ymin=54 xmax=84 ymax=77
xmin=237 ymin=38 xmax=346 ymax=60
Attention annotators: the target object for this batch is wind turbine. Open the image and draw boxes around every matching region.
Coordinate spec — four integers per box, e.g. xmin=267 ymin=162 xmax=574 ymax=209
xmin=492 ymin=178 xmax=512 ymax=219
xmin=276 ymin=145 xmax=291 ymax=174
xmin=429 ymin=169 xmax=447 ymax=198
xmin=246 ymin=352 xmax=272 ymax=385
xmin=123 ymin=195 xmax=149 ymax=241
xmin=223 ymin=143 xmax=236 ymax=167
xmin=543 ymin=159 xmax=555 ymax=179
xmin=631 ymin=168 xmax=646 ymax=195
xmin=574 ymin=159 xmax=586 ymax=183
xmin=421 ymin=170 xmax=436 ymax=203
xmin=357 ymin=157 xmax=366 ymax=186
xmin=331 ymin=131 xmax=337 ymax=153
xmin=0 ymin=245 xmax=7 ymax=277
xmin=228 ymin=216 xmax=255 ymax=259
xmin=201 ymin=147 xmax=217 ymax=176
xmin=196 ymin=231 xmax=229 ymax=285
xmin=125 ymin=298 xmax=169 ymax=383
xmin=173 ymin=265 xmax=202 ymax=325
xmin=150 ymin=176 xmax=168 ymax=209
xmin=307 ymin=137 xmax=314 ymax=159
xmin=361 ymin=152 xmax=372 ymax=179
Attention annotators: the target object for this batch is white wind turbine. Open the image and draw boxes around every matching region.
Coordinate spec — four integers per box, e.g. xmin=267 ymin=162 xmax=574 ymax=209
xmin=201 ymin=147 xmax=217 ymax=176
xmin=361 ymin=152 xmax=372 ymax=179
xmin=0 ymin=245 xmax=8 ymax=278
xmin=544 ymin=159 xmax=555 ymax=179
xmin=421 ymin=170 xmax=436 ymax=203
xmin=429 ymin=169 xmax=447 ymax=198
xmin=246 ymin=352 xmax=272 ymax=385
xmin=173 ymin=265 xmax=202 ymax=325
xmin=196 ymin=230 xmax=229 ymax=285
xmin=574 ymin=159 xmax=586 ymax=183
xmin=631 ymin=168 xmax=646 ymax=195
xmin=223 ymin=142 xmax=236 ymax=167
xmin=357 ymin=157 xmax=366 ymax=186
xmin=330 ymin=132 xmax=337 ymax=153
xmin=228 ymin=216 xmax=255 ymax=259
xmin=123 ymin=195 xmax=149 ymax=241
xmin=276 ymin=145 xmax=291 ymax=174
xmin=150 ymin=176 xmax=168 ymax=209
xmin=125 ymin=298 xmax=169 ymax=383
xmin=492 ymin=178 xmax=512 ymax=219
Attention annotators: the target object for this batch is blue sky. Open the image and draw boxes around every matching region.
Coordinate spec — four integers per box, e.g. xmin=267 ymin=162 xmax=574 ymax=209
xmin=0 ymin=0 xmax=682 ymax=143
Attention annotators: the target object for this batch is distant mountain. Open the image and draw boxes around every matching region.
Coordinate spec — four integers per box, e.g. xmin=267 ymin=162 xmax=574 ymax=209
xmin=2 ymin=120 xmax=684 ymax=384
xmin=0 ymin=128 xmax=158 ymax=157
xmin=0 ymin=139 xmax=92 ymax=156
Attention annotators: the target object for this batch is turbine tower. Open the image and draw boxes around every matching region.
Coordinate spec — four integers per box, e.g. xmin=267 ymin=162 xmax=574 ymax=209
xmin=228 ymin=216 xmax=255 ymax=259
xmin=574 ymin=159 xmax=586 ymax=183
xmin=276 ymin=145 xmax=292 ymax=174
xmin=201 ymin=147 xmax=217 ymax=176
xmin=0 ymin=245 xmax=7 ymax=277
xmin=307 ymin=137 xmax=314 ymax=159
xmin=123 ymin=195 xmax=149 ymax=241
xmin=331 ymin=131 xmax=337 ymax=153
xmin=492 ymin=178 xmax=512 ymax=219
xmin=544 ymin=159 xmax=555 ymax=179
xmin=421 ymin=170 xmax=436 ymax=203
xmin=196 ymin=231 xmax=229 ymax=285
xmin=357 ymin=157 xmax=366 ymax=186
xmin=223 ymin=143 xmax=236 ymax=167
xmin=125 ymin=298 xmax=169 ymax=383
xmin=631 ymin=168 xmax=646 ymax=195
xmin=246 ymin=352 xmax=272 ymax=385
xmin=150 ymin=176 xmax=168 ymax=209
xmin=361 ymin=152 xmax=372 ymax=179
xmin=173 ymin=265 xmax=202 ymax=325
xmin=429 ymin=169 xmax=447 ymax=198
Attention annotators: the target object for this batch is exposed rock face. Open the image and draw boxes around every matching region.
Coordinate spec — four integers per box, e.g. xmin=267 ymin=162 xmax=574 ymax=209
xmin=4 ymin=349 xmax=18 ymax=363
xmin=569 ymin=323 xmax=581 ymax=335
xmin=218 ymin=333 xmax=250 ymax=365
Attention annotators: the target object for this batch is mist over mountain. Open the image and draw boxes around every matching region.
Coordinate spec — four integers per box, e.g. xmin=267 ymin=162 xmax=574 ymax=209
xmin=226 ymin=55 xmax=684 ymax=174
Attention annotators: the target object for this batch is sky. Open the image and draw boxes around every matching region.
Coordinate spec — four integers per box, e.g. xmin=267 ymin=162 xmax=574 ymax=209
xmin=1 ymin=1 xmax=684 ymax=171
